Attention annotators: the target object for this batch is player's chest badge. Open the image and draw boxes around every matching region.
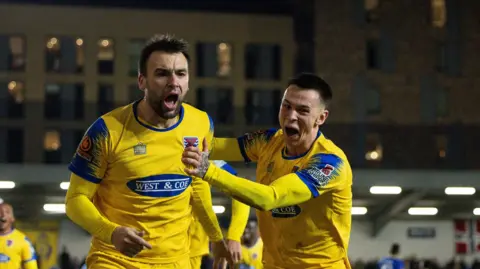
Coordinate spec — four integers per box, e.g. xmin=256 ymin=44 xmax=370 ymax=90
xmin=183 ymin=136 xmax=199 ymax=148
xmin=267 ymin=161 xmax=274 ymax=173
xmin=6 ymin=240 xmax=12 ymax=247
xmin=133 ymin=142 xmax=147 ymax=155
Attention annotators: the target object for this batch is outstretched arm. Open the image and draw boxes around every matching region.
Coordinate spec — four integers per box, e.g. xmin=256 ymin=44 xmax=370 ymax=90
xmin=184 ymin=139 xmax=348 ymax=211
xmin=202 ymin=165 xmax=311 ymax=211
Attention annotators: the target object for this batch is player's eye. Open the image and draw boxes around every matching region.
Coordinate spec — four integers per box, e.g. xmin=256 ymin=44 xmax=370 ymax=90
xmin=282 ymin=103 xmax=291 ymax=110
xmin=176 ymin=71 xmax=187 ymax=77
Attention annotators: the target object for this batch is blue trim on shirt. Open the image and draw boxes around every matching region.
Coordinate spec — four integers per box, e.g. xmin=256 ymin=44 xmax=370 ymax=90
xmin=68 ymin=117 xmax=109 ymax=184
xmin=294 ymin=153 xmax=343 ymax=198
xmin=68 ymin=169 xmax=102 ymax=184
xmin=295 ymin=172 xmax=320 ymax=198
xmin=219 ymin=162 xmax=238 ymax=176
xmin=236 ymin=137 xmax=251 ymax=163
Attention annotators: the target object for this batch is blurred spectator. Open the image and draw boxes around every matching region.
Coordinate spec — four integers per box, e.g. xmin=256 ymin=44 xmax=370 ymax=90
xmin=58 ymin=246 xmax=74 ymax=269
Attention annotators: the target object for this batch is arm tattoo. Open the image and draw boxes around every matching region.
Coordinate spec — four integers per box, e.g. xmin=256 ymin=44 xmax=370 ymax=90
xmin=197 ymin=151 xmax=210 ymax=178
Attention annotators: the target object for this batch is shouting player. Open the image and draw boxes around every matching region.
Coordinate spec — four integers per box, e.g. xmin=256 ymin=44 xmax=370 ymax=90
xmin=189 ymin=160 xmax=249 ymax=269
xmin=65 ymin=34 xmax=231 ymax=268
xmin=182 ymin=73 xmax=353 ymax=268
xmin=0 ymin=203 xmax=38 ymax=269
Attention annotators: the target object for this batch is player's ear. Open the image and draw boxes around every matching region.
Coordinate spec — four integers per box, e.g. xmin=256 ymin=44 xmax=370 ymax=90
xmin=315 ymin=110 xmax=329 ymax=126
xmin=138 ymin=73 xmax=146 ymax=91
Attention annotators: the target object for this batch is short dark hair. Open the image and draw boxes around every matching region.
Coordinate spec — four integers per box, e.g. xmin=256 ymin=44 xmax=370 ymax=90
xmin=390 ymin=243 xmax=400 ymax=255
xmin=287 ymin=72 xmax=333 ymax=108
xmin=138 ymin=34 xmax=190 ymax=76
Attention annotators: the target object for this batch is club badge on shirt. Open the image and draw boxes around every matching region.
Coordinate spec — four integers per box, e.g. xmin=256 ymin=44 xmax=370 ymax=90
xmin=183 ymin=136 xmax=199 ymax=148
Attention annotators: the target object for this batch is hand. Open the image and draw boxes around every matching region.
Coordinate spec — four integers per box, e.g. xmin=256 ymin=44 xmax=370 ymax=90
xmin=226 ymin=239 xmax=243 ymax=264
xmin=211 ymin=240 xmax=235 ymax=269
xmin=182 ymin=138 xmax=211 ymax=178
xmin=111 ymin=226 xmax=152 ymax=257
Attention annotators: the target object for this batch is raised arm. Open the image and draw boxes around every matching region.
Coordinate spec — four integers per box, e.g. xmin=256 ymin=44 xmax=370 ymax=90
xmin=65 ymin=118 xmax=119 ymax=244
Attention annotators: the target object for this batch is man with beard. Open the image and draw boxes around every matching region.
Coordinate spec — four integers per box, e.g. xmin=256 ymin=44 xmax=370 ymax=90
xmin=65 ymin=34 xmax=231 ymax=269
xmin=0 ymin=203 xmax=38 ymax=269
xmin=182 ymin=73 xmax=353 ymax=269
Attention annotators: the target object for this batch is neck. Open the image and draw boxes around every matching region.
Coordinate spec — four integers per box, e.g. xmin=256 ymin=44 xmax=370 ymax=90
xmin=285 ymin=128 xmax=319 ymax=156
xmin=137 ymin=99 xmax=178 ymax=129
xmin=0 ymin=227 xmax=12 ymax=235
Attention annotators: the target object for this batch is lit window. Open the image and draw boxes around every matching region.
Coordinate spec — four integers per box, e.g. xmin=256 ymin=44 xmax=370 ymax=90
xmin=217 ymin=43 xmax=232 ymax=77
xmin=196 ymin=43 xmax=233 ymax=78
xmin=97 ymin=38 xmax=115 ymax=74
xmin=45 ymin=36 xmax=84 ymax=73
xmin=365 ymin=133 xmax=383 ymax=161
xmin=44 ymin=131 xmax=61 ymax=151
xmin=76 ymin=38 xmax=85 ymax=72
xmin=7 ymin=81 xmax=24 ymax=104
xmin=431 ymin=0 xmax=447 ymax=28
xmin=8 ymin=36 xmax=26 ymax=71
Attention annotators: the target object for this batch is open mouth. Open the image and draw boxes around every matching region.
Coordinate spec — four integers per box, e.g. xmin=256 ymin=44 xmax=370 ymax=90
xmin=0 ymin=218 xmax=6 ymax=223
xmin=284 ymin=127 xmax=300 ymax=138
xmin=163 ymin=93 xmax=179 ymax=110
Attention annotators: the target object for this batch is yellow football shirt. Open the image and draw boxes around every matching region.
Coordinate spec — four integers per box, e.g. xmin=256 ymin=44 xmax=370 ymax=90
xmin=68 ymin=101 xmax=216 ymax=264
xmin=0 ymin=229 xmax=37 ymax=269
xmin=239 ymin=238 xmax=263 ymax=269
xmin=235 ymin=128 xmax=353 ymax=268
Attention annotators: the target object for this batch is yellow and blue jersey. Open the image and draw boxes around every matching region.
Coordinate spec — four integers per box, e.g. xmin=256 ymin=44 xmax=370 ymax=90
xmin=237 ymin=128 xmax=353 ymax=268
xmin=189 ymin=160 xmax=237 ymax=258
xmin=0 ymin=229 xmax=37 ymax=269
xmin=238 ymin=238 xmax=263 ymax=269
xmin=68 ymin=101 xmax=215 ymax=264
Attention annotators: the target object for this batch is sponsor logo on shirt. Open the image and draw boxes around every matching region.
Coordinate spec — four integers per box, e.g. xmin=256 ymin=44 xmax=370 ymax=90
xmin=306 ymin=164 xmax=335 ymax=187
xmin=271 ymin=205 xmax=302 ymax=218
xmin=0 ymin=254 xmax=10 ymax=263
xmin=126 ymin=174 xmax=192 ymax=197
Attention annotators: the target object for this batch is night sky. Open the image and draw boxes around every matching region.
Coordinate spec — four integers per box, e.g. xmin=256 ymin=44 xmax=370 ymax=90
xmin=0 ymin=0 xmax=293 ymax=15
